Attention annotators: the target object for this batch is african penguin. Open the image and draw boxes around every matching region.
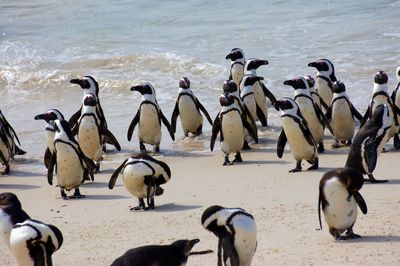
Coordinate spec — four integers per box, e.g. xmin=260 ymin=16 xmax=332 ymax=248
xmin=325 ymin=81 xmax=363 ymax=148
xmin=0 ymin=192 xmax=63 ymax=265
xmin=108 ymin=153 xmax=171 ymax=211
xmin=210 ymin=93 xmax=257 ymax=165
xmin=318 ymin=167 xmax=367 ymax=240
xmin=347 ymin=104 xmax=392 ymax=183
xmin=201 ymin=205 xmax=257 ymax=266
xmin=226 ymin=48 xmax=245 ymax=89
xmin=47 ymin=119 xmax=96 ymax=199
xmin=111 ymin=239 xmax=212 ymax=266
xmin=240 ymin=75 xmax=268 ymax=126
xmin=0 ymin=123 xmax=12 ymax=175
xmin=0 ymin=110 xmax=26 ymax=159
xmin=69 ymin=76 xmax=121 ymax=151
xmin=284 ymin=76 xmax=333 ymax=153
xmin=128 ymin=82 xmax=175 ymax=153
xmin=34 ymin=109 xmax=65 ymax=169
xmin=391 ymin=65 xmax=400 ymax=149
xmin=170 ymin=77 xmax=213 ymax=137
xmin=275 ymin=97 xmax=319 ymax=172
xmin=308 ymin=59 xmax=337 ymax=110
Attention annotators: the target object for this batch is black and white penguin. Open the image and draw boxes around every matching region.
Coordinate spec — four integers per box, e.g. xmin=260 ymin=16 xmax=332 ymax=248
xmin=170 ymin=77 xmax=213 ymax=137
xmin=226 ymin=48 xmax=245 ymax=89
xmin=34 ymin=109 xmax=65 ymax=169
xmin=391 ymin=65 xmax=400 ymax=148
xmin=0 ymin=123 xmax=12 ymax=175
xmin=308 ymin=59 xmax=337 ymax=109
xmin=111 ymin=239 xmax=212 ymax=266
xmin=275 ymin=97 xmax=319 ymax=172
xmin=318 ymin=167 xmax=368 ymax=240
xmin=360 ymin=71 xmax=400 ymax=149
xmin=210 ymin=93 xmax=257 ymax=165
xmin=284 ymin=76 xmax=333 ymax=153
xmin=240 ymin=75 xmax=268 ymax=126
xmin=69 ymin=76 xmax=121 ymax=151
xmin=47 ymin=119 xmax=96 ymax=199
xmin=326 ymin=81 xmax=363 ymax=148
xmin=244 ymin=58 xmax=277 ymax=126
xmin=76 ymin=93 xmax=121 ymax=172
xmin=304 ymin=75 xmax=329 ymax=111
xmin=201 ymin=205 xmax=257 ymax=266
xmin=347 ymin=104 xmax=392 ymax=183
xmin=0 ymin=192 xmax=63 ymax=265
xmin=128 ymin=83 xmax=175 ymax=153
xmin=108 ymin=153 xmax=171 ymax=211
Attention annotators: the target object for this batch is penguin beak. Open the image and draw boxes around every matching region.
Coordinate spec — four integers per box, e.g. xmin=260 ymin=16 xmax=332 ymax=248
xmin=34 ymin=113 xmax=46 ymax=120
xmin=130 ymin=85 xmax=139 ymax=92
xmin=70 ymin=78 xmax=81 ymax=85
xmin=274 ymin=100 xmax=282 ymax=111
xmin=259 ymin=60 xmax=269 ymax=66
xmin=256 ymin=76 xmax=264 ymax=81
xmin=188 ymin=239 xmax=200 ymax=250
xmin=308 ymin=62 xmax=317 ymax=68
xmin=225 ymin=53 xmax=232 ymax=60
xmin=283 ymin=79 xmax=293 ymax=86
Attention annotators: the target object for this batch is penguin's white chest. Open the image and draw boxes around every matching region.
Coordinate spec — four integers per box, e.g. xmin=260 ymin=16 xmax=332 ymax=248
xmin=178 ymin=96 xmax=202 ymax=133
xmin=9 ymin=224 xmax=38 ymax=266
xmin=78 ymin=116 xmax=102 ymax=161
xmin=316 ymin=78 xmax=333 ymax=105
xmin=46 ymin=130 xmax=55 ymax=153
xmin=253 ymin=82 xmax=268 ymax=113
xmin=296 ymin=98 xmax=323 ymax=143
xmin=230 ymin=215 xmax=257 ymax=266
xmin=323 ymin=177 xmax=357 ymax=232
xmin=54 ymin=143 xmax=83 ymax=190
xmin=220 ymin=111 xmax=244 ymax=154
xmin=231 ymin=64 xmax=244 ymax=88
xmin=139 ymin=104 xmax=161 ymax=145
xmin=242 ymin=94 xmax=257 ymax=122
xmin=122 ymin=163 xmax=154 ymax=199
xmin=281 ymin=117 xmax=316 ymax=161
xmin=0 ymin=209 xmax=13 ymax=248
xmin=331 ymin=100 xmax=355 ymax=141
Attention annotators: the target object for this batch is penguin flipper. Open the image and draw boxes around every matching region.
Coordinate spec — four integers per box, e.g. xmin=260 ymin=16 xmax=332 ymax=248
xmin=1 ymin=115 xmax=22 ymax=146
xmin=243 ymin=105 xmax=257 ymax=135
xmin=325 ymin=106 xmax=332 ymax=121
xmin=242 ymin=116 xmax=258 ymax=143
xmin=102 ymin=128 xmax=121 ymax=151
xmin=319 ymin=96 xmax=330 ymax=112
xmin=222 ymin=236 xmax=240 ymax=266
xmin=352 ymin=191 xmax=368 ymax=214
xmin=260 ymin=81 xmax=277 ymax=104
xmin=210 ymin=114 xmax=221 ymax=151
xmin=350 ymin=104 xmax=363 ymax=122
xmin=68 ymin=107 xmax=82 ymax=134
xmin=196 ymin=99 xmax=213 ymax=126
xmin=277 ymin=130 xmax=287 ymax=158
xmin=255 ymin=103 xmax=268 ymax=126
xmin=364 ymin=136 xmax=378 ymax=173
xmin=159 ymin=109 xmax=175 ymax=141
xmin=108 ymin=159 xmax=128 ymax=189
xmin=47 ymin=153 xmax=57 ymax=185
xmin=318 ymin=190 xmax=323 ymax=230
xmin=44 ymin=148 xmax=52 ymax=169
xmin=127 ymin=110 xmax=140 ymax=141
xmin=360 ymin=106 xmax=371 ymax=128
xmin=170 ymin=101 xmax=180 ymax=133
xmin=315 ymin=105 xmax=334 ymax=135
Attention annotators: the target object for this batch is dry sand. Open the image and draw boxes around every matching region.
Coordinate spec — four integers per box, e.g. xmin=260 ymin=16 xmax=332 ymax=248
xmin=1 ymin=131 xmax=400 ymax=266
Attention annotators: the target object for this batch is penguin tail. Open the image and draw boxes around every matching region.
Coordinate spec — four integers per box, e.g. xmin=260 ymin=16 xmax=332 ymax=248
xmin=15 ymin=146 xmax=26 ymax=155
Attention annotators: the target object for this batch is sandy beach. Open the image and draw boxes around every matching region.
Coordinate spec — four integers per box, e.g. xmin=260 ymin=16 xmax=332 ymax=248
xmin=1 ymin=130 xmax=399 ymax=266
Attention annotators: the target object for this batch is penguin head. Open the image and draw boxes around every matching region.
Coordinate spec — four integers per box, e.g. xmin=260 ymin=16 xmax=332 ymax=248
xmin=70 ymin=76 xmax=99 ymax=95
xmin=34 ymin=109 xmax=64 ymax=123
xmin=171 ymin=239 xmax=200 ymax=256
xmin=283 ymin=77 xmax=308 ymax=90
xmin=223 ymin=79 xmax=238 ymax=93
xmin=83 ymin=93 xmax=98 ymax=107
xmin=219 ymin=94 xmax=235 ymax=107
xmin=179 ymin=77 xmax=191 ymax=89
xmin=0 ymin=192 xmax=22 ymax=210
xmin=304 ymin=75 xmax=315 ymax=88
xmin=244 ymin=58 xmax=268 ymax=72
xmin=374 ymin=71 xmax=388 ymax=85
xmin=225 ymin=48 xmax=244 ymax=61
xmin=274 ymin=97 xmax=297 ymax=111
xmin=308 ymin=59 xmax=336 ymax=81
xmin=130 ymin=82 xmax=155 ymax=95
xmin=242 ymin=75 xmax=264 ymax=87
xmin=201 ymin=205 xmax=227 ymax=237
xmin=332 ymin=81 xmax=346 ymax=93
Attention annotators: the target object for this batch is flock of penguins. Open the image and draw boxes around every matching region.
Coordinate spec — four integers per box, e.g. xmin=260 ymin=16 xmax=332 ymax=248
xmin=1 ymin=47 xmax=400 ymax=265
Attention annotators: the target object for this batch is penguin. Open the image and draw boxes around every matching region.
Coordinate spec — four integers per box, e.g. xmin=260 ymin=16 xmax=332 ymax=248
xmin=210 ymin=93 xmax=258 ymax=166
xmin=170 ymin=77 xmax=213 ymax=137
xmin=108 ymin=153 xmax=171 ymax=211
xmin=47 ymin=119 xmax=96 ymax=199
xmin=0 ymin=123 xmax=12 ymax=175
xmin=325 ymin=81 xmax=363 ymax=148
xmin=284 ymin=76 xmax=333 ymax=153
xmin=222 ymin=79 xmax=258 ymax=149
xmin=318 ymin=167 xmax=368 ymax=240
xmin=226 ymin=48 xmax=245 ymax=89
xmin=360 ymin=71 xmax=400 ymax=148
xmin=34 ymin=109 xmax=65 ymax=169
xmin=239 ymin=75 xmax=268 ymax=126
xmin=347 ymin=104 xmax=392 ymax=183
xmin=76 ymin=93 xmax=121 ymax=172
xmin=128 ymin=82 xmax=175 ymax=153
xmin=390 ymin=65 xmax=400 ymax=149
xmin=0 ymin=192 xmax=63 ymax=265
xmin=308 ymin=59 xmax=337 ymax=109
xmin=201 ymin=205 xmax=257 ymax=266
xmin=0 ymin=110 xmax=26 ymax=158
xmin=304 ymin=75 xmax=329 ymax=111
xmin=243 ymin=58 xmax=277 ymax=126
xmin=111 ymin=239 xmax=212 ymax=266
xmin=69 ymin=76 xmax=121 ymax=151
xmin=275 ymin=98 xmax=319 ymax=172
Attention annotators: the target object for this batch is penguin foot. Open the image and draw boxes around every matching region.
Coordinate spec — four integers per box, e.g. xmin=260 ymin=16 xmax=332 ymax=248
xmin=393 ymin=134 xmax=400 ymax=150
xmin=242 ymin=141 xmax=251 ymax=150
xmin=318 ymin=142 xmax=325 ymax=153
xmin=139 ymin=142 xmax=146 ymax=153
xmin=155 ymin=186 xmax=164 ymax=196
xmin=154 ymin=146 xmax=160 ymax=153
xmin=69 ymin=188 xmax=85 ymax=199
xmin=346 ymin=232 xmax=361 ymax=239
xmin=130 ymin=205 xmax=146 ymax=211
xmin=364 ymin=174 xmax=388 ymax=183
xmin=60 ymin=189 xmax=68 ymax=200
xmin=289 ymin=161 xmax=302 ymax=173
xmin=1 ymin=165 xmax=10 ymax=175
xmin=94 ymin=163 xmax=100 ymax=174
xmin=233 ymin=152 xmax=243 ymax=163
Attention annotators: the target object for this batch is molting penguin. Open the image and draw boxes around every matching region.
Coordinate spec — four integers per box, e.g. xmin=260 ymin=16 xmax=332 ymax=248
xmin=47 ymin=119 xmax=96 ymax=199
xmin=76 ymin=93 xmax=121 ymax=172
xmin=326 ymin=81 xmax=363 ymax=148
xmin=240 ymin=75 xmax=268 ymax=126
xmin=201 ymin=205 xmax=257 ymax=266
xmin=226 ymin=48 xmax=245 ymax=89
xmin=275 ymin=98 xmax=319 ymax=172
xmin=170 ymin=77 xmax=213 ymax=137
xmin=308 ymin=59 xmax=337 ymax=110
xmin=284 ymin=76 xmax=333 ymax=153
xmin=0 ymin=192 xmax=63 ymax=265
xmin=390 ymin=65 xmax=400 ymax=148
xmin=108 ymin=153 xmax=171 ymax=211
xmin=244 ymin=58 xmax=277 ymax=126
xmin=34 ymin=109 xmax=65 ymax=169
xmin=318 ymin=167 xmax=368 ymax=240
xmin=128 ymin=82 xmax=175 ymax=153
xmin=111 ymin=239 xmax=212 ymax=266
xmin=210 ymin=93 xmax=257 ymax=165
xmin=69 ymin=76 xmax=121 ymax=151
xmin=0 ymin=110 xmax=26 ymax=159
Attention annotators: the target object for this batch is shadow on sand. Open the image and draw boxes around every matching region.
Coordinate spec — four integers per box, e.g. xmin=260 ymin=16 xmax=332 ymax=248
xmin=151 ymin=203 xmax=202 ymax=212
xmin=0 ymin=184 xmax=41 ymax=190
